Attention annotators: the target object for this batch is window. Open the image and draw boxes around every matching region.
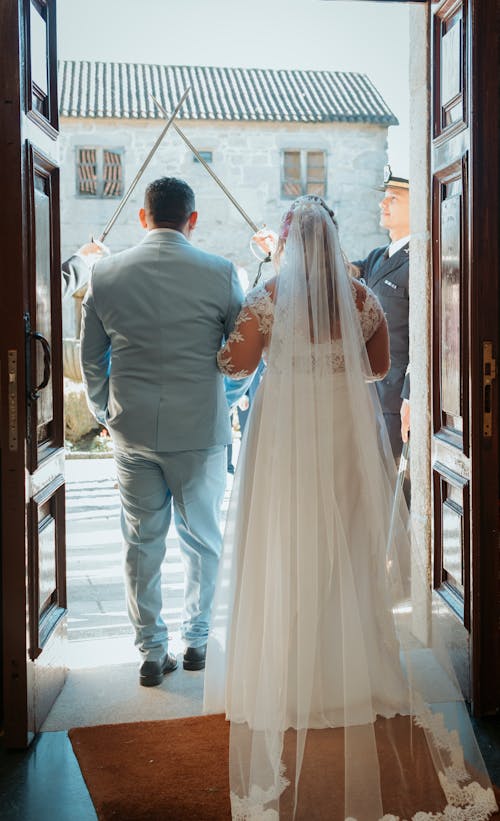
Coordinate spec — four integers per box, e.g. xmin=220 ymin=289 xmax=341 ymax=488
xmin=281 ymin=150 xmax=327 ymax=199
xmin=76 ymin=147 xmax=123 ymax=198
xmin=193 ymin=150 xmax=213 ymax=164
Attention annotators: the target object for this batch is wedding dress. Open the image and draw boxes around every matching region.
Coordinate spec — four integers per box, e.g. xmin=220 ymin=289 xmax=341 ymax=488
xmin=203 ymin=196 xmax=498 ymax=821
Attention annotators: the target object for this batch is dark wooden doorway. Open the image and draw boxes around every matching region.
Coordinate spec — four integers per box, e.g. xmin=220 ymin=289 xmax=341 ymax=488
xmin=0 ymin=0 xmax=498 ymax=752
xmin=0 ymin=0 xmax=67 ymax=747
xmin=430 ymin=0 xmax=500 ymax=714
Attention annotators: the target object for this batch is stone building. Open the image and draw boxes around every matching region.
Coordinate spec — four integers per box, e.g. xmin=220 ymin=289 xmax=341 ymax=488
xmin=58 ymin=60 xmax=397 ymax=332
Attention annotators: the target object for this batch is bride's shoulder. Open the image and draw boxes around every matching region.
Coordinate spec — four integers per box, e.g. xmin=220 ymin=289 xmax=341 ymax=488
xmin=350 ymin=277 xmax=368 ymax=311
xmin=350 ymin=279 xmax=381 ymax=315
xmin=264 ymin=276 xmax=278 ymax=301
xmin=245 ymin=277 xmax=276 ymax=307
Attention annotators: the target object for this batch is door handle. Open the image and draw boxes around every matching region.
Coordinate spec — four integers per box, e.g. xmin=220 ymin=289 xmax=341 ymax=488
xmin=24 ymin=313 xmax=52 ymax=402
xmin=30 ymin=332 xmax=51 ymax=400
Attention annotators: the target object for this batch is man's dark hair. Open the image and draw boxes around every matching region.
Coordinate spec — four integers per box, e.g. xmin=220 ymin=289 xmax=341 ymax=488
xmin=144 ymin=177 xmax=195 ymax=229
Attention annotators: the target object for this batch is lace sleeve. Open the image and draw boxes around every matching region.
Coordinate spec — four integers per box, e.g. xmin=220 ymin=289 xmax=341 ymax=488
xmin=217 ymin=284 xmax=274 ymax=378
xmin=360 ymin=288 xmax=385 ymax=342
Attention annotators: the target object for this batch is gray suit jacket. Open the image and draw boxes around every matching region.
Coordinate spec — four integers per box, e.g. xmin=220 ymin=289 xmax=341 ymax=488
xmin=353 ymin=243 xmax=409 ymax=415
xmin=80 ymin=229 xmax=244 ymax=452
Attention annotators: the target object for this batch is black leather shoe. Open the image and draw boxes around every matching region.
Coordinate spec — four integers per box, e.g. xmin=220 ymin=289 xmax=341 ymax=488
xmin=139 ymin=652 xmax=178 ymax=687
xmin=183 ymin=645 xmax=207 ymax=671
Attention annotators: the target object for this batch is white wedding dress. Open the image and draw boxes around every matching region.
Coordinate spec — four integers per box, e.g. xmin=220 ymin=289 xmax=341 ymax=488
xmin=203 ymin=197 xmax=498 ymax=821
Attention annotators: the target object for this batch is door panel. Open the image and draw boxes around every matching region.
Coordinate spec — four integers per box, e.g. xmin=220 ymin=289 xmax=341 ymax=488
xmin=433 ymin=157 xmax=468 ymax=449
xmin=24 ymin=0 xmax=58 ymax=138
xmin=28 ymin=478 xmax=66 ymax=661
xmin=27 ymin=145 xmax=63 ymax=470
xmin=432 ymin=0 xmax=472 ymax=699
xmin=1 ymin=0 xmax=66 ymax=747
xmin=431 ymin=0 xmax=499 ymax=713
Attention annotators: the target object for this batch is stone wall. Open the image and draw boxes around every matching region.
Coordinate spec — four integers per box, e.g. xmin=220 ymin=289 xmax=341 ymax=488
xmin=59 ymin=118 xmax=390 ymax=333
xmin=409 ymin=3 xmax=432 ymax=643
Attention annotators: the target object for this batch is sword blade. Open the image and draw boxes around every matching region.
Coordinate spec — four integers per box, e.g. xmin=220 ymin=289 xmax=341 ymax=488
xmin=386 ymin=438 xmax=410 ymax=555
xmin=98 ymin=87 xmax=191 ymax=243
xmin=150 ymin=93 xmax=259 ymax=234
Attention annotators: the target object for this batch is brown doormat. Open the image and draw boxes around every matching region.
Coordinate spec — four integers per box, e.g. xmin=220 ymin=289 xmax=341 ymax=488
xmin=69 ymin=713 xmax=500 ymax=820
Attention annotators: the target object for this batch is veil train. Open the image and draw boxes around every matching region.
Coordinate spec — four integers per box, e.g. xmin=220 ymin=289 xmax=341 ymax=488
xmin=204 ymin=196 xmax=498 ymax=821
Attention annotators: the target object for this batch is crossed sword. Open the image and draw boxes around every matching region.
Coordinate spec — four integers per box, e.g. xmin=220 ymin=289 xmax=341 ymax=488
xmin=96 ymin=86 xmax=260 ymax=245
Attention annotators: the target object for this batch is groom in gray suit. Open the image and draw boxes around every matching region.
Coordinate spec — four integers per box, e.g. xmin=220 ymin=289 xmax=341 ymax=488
xmin=80 ymin=177 xmax=244 ymax=686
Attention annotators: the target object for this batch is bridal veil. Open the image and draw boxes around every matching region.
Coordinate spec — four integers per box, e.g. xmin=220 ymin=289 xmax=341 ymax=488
xmin=204 ymin=196 xmax=497 ymax=820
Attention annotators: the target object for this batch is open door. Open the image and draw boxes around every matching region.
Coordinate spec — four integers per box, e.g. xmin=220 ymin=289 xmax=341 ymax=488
xmin=324 ymin=0 xmax=499 ymax=712
xmin=0 ymin=0 xmax=67 ymax=747
xmin=430 ymin=0 xmax=499 ymax=713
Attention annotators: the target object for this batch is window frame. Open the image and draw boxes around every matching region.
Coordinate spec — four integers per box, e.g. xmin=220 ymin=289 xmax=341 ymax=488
xmin=193 ymin=150 xmax=213 ymax=164
xmin=280 ymin=149 xmax=327 ymax=200
xmin=75 ymin=145 xmax=124 ymax=199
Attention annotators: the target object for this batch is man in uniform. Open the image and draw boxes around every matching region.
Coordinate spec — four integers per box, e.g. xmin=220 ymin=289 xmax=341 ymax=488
xmin=352 ymin=166 xmax=410 ymax=461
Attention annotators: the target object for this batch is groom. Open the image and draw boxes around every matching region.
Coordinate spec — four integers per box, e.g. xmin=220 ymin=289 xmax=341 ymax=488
xmin=80 ymin=177 xmax=244 ymax=685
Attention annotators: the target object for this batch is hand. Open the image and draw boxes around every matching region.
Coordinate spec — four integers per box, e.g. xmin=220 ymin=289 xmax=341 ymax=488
xmin=77 ymin=240 xmax=110 ymax=258
xmin=400 ymin=398 xmax=410 ymax=443
xmin=251 ymin=228 xmax=277 ymax=256
xmin=238 ymin=395 xmax=250 ymax=412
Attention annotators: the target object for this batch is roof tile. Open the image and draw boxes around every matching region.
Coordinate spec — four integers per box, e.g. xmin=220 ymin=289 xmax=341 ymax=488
xmin=58 ymin=61 xmax=398 ymax=126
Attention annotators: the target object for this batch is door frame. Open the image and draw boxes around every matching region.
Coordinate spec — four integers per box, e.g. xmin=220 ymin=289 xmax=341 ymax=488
xmin=1 ymin=0 xmax=67 ymax=748
xmin=468 ymin=0 xmax=499 ymax=714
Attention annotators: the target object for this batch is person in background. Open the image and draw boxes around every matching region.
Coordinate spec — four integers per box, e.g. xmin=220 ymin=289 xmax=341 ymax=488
xmin=352 ymin=165 xmax=410 ymax=462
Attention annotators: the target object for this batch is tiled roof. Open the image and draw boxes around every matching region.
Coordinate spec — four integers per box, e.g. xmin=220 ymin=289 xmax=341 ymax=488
xmin=58 ymin=61 xmax=398 ymax=126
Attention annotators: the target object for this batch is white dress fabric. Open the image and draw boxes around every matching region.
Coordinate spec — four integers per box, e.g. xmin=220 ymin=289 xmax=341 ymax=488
xmin=203 ymin=196 xmax=498 ymax=821
xmin=214 ymin=284 xmax=408 ymax=729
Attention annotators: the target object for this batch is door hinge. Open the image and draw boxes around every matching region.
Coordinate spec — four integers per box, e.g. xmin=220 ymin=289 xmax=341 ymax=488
xmin=482 ymin=342 xmax=496 ymax=437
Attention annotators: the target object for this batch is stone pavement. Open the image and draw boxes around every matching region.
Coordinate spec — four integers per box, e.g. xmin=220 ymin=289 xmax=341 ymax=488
xmin=65 ymin=454 xmax=234 ymax=654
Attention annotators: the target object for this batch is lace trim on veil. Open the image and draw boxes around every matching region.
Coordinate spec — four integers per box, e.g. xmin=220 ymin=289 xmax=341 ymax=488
xmin=229 ymin=703 xmax=497 ymax=821
xmin=230 ymin=761 xmax=290 ymax=820
xmin=411 ymin=699 xmax=497 ymax=821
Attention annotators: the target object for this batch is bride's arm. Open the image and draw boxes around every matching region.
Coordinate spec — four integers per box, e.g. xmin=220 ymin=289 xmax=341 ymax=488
xmin=365 ymin=319 xmax=390 ymax=379
xmin=352 ymin=280 xmax=390 ymax=380
xmin=217 ymin=306 xmax=267 ymax=378
xmin=217 ymin=284 xmax=274 ymax=379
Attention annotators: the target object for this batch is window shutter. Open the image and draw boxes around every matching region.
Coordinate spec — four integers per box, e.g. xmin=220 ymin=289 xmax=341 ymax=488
xmin=306 ymin=151 xmax=326 ymax=197
xmin=103 ymin=150 xmax=123 ymax=198
xmin=282 ymin=150 xmax=302 ymax=198
xmin=77 ymin=148 xmax=97 ymax=196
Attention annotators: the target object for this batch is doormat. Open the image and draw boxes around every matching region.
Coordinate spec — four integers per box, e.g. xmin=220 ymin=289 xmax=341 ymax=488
xmin=69 ymin=713 xmax=500 ymax=820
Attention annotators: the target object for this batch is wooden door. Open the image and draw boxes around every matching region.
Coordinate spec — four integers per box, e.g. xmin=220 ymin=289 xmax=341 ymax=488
xmin=0 ymin=0 xmax=67 ymax=747
xmin=431 ymin=0 xmax=499 ymax=713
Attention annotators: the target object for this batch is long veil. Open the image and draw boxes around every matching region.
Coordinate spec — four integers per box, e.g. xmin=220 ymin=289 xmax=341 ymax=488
xmin=204 ymin=197 xmax=498 ymax=820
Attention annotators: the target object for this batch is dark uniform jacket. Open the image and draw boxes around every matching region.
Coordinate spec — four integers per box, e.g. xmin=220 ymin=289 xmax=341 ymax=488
xmin=353 ymin=242 xmax=409 ymax=415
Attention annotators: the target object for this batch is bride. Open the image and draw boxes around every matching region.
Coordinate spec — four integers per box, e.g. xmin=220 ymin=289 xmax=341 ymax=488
xmin=203 ymin=195 xmax=498 ymax=820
